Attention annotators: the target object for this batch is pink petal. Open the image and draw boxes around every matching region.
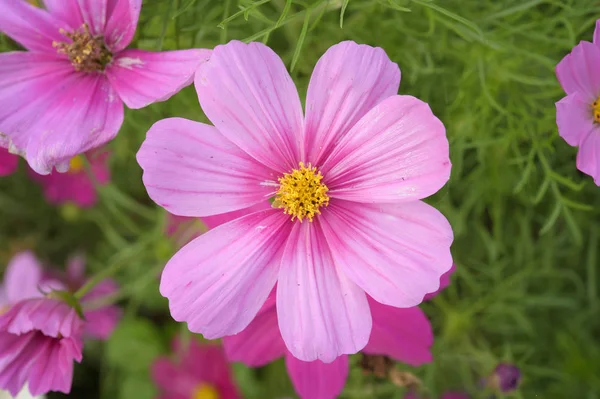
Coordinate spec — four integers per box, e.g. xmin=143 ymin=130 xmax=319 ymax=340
xmin=82 ymin=280 xmax=121 ymax=340
xmin=223 ymin=295 xmax=286 ymax=367
xmin=595 ymin=19 xmax=600 ymax=46
xmin=364 ymin=298 xmax=433 ymax=366
xmin=304 ymin=41 xmax=400 ymax=165
xmin=322 ymin=95 xmax=450 ymax=203
xmin=277 ymin=221 xmax=371 ymax=362
xmin=4 ymin=252 xmax=43 ymax=304
xmin=556 ymin=92 xmax=596 ymax=147
xmin=285 ymin=354 xmax=348 ymax=399
xmin=556 ymin=41 xmax=600 ymax=99
xmin=423 ymin=263 xmax=456 ymax=301
xmin=151 ymin=357 xmax=196 ymax=395
xmin=66 ymin=255 xmax=86 ymax=287
xmin=43 ymin=0 xmax=84 ymax=30
xmin=0 ymin=1 xmax=67 ymax=53
xmin=104 ymin=0 xmax=142 ymax=51
xmin=201 ymin=201 xmax=273 ymax=230
xmin=195 ymin=41 xmax=303 ymax=174
xmin=576 ymin=128 xmax=600 ymax=185
xmin=73 ymin=0 xmax=108 ymax=35
xmin=320 ymin=201 xmax=453 ymax=308
xmin=0 ymin=148 xmax=18 ymax=177
xmin=181 ymin=342 xmax=240 ymax=397
xmin=160 ymin=209 xmax=289 ymax=339
xmin=107 ymin=49 xmax=210 ymax=109
xmin=0 ymin=52 xmax=124 ymax=175
xmin=137 ymin=118 xmax=274 ymax=217
xmin=0 ymin=298 xmax=84 ymax=339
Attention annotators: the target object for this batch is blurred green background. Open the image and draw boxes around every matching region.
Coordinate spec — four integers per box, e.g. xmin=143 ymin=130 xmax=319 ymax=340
xmin=1 ymin=0 xmax=600 ymax=398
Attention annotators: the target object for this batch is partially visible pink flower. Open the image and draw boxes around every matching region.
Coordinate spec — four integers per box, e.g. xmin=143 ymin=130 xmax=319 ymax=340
xmin=0 ymin=252 xmax=84 ymax=396
xmin=152 ymin=338 xmax=240 ymax=399
xmin=224 ymin=292 xmax=433 ymax=399
xmin=62 ymin=256 xmax=121 ymax=341
xmin=138 ymin=41 xmax=453 ymax=362
xmin=0 ymin=0 xmax=211 ymax=174
xmin=29 ymin=149 xmax=110 ymax=208
xmin=555 ymin=19 xmax=600 ymax=185
xmin=0 ymin=147 xmax=18 ymax=177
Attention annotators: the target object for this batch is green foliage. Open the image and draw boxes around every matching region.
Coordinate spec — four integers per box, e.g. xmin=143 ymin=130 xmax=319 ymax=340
xmin=2 ymin=0 xmax=600 ymax=398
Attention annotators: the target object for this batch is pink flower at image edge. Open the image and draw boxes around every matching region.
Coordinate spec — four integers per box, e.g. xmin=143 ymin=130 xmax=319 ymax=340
xmin=0 ymin=0 xmax=210 ymax=174
xmin=152 ymin=338 xmax=240 ymax=399
xmin=138 ymin=40 xmax=453 ymax=362
xmin=555 ymin=19 xmax=600 ymax=185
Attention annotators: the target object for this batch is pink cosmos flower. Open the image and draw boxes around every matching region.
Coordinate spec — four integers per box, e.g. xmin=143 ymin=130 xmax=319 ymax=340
xmin=152 ymin=338 xmax=240 ymax=399
xmin=0 ymin=0 xmax=211 ymax=175
xmin=224 ymin=292 xmax=434 ymax=399
xmin=556 ymin=19 xmax=600 ymax=185
xmin=138 ymin=40 xmax=453 ymax=362
xmin=0 ymin=148 xmax=18 ymax=177
xmin=29 ymin=149 xmax=110 ymax=208
xmin=0 ymin=252 xmax=84 ymax=396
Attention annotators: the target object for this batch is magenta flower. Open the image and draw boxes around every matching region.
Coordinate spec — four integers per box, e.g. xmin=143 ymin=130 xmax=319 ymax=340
xmin=138 ymin=40 xmax=453 ymax=362
xmin=29 ymin=149 xmax=110 ymax=208
xmin=0 ymin=0 xmax=211 ymax=175
xmin=224 ymin=292 xmax=433 ymax=399
xmin=0 ymin=252 xmax=84 ymax=396
xmin=0 ymin=148 xmax=18 ymax=177
xmin=152 ymin=338 xmax=240 ymax=399
xmin=556 ymin=20 xmax=600 ymax=185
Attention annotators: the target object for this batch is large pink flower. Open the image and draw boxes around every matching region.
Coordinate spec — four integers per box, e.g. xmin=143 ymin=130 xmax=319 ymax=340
xmin=0 ymin=0 xmax=211 ymax=175
xmin=152 ymin=338 xmax=240 ymax=399
xmin=0 ymin=147 xmax=18 ymax=177
xmin=224 ymin=292 xmax=434 ymax=399
xmin=556 ymin=19 xmax=600 ymax=185
xmin=29 ymin=149 xmax=110 ymax=208
xmin=138 ymin=41 xmax=453 ymax=362
xmin=0 ymin=252 xmax=84 ymax=396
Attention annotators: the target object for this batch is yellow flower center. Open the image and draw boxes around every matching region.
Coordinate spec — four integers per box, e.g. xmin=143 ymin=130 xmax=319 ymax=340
xmin=191 ymin=384 xmax=220 ymax=399
xmin=69 ymin=155 xmax=85 ymax=174
xmin=53 ymin=23 xmax=113 ymax=72
xmin=274 ymin=162 xmax=329 ymax=222
xmin=593 ymin=97 xmax=600 ymax=123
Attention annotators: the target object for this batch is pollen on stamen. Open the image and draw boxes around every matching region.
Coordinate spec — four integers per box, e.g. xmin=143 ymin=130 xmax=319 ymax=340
xmin=52 ymin=23 xmax=113 ymax=73
xmin=274 ymin=162 xmax=330 ymax=223
xmin=593 ymin=97 xmax=600 ymax=123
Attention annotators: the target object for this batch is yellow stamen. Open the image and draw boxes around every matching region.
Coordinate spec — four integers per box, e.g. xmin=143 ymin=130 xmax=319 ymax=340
xmin=192 ymin=384 xmax=220 ymax=399
xmin=69 ymin=156 xmax=85 ymax=174
xmin=593 ymin=97 xmax=600 ymax=123
xmin=274 ymin=162 xmax=329 ymax=222
xmin=52 ymin=23 xmax=112 ymax=72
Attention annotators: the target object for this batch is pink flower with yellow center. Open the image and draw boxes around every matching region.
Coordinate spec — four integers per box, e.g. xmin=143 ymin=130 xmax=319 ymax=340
xmin=29 ymin=149 xmax=110 ymax=208
xmin=556 ymin=19 xmax=600 ymax=185
xmin=152 ymin=338 xmax=240 ymax=399
xmin=138 ymin=40 xmax=453 ymax=362
xmin=0 ymin=0 xmax=211 ymax=175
